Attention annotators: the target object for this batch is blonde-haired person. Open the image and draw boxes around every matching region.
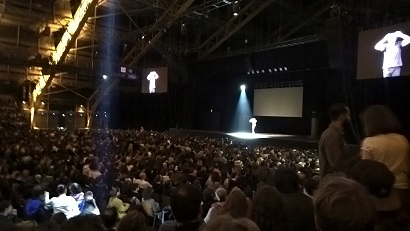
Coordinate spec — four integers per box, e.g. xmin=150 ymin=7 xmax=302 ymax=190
xmin=361 ymin=105 xmax=410 ymax=212
xmin=201 ymin=215 xmax=260 ymax=231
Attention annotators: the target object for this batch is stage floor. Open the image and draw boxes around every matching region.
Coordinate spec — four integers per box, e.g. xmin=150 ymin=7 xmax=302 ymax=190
xmin=169 ymin=129 xmax=320 ymax=149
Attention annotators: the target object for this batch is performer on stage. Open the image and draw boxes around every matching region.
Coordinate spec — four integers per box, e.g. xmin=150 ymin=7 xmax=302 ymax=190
xmin=249 ymin=118 xmax=257 ymax=134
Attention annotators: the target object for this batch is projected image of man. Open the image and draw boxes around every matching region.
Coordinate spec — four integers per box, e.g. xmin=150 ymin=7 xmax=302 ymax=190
xmin=147 ymin=71 xmax=159 ymax=93
xmin=374 ymin=31 xmax=410 ymax=78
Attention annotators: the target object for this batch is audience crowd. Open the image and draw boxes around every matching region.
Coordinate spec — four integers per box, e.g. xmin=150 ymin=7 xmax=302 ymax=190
xmin=0 ymin=98 xmax=409 ymax=231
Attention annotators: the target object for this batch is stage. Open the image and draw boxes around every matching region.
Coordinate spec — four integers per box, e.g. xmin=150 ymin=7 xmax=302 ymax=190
xmin=168 ymin=128 xmax=320 ymax=149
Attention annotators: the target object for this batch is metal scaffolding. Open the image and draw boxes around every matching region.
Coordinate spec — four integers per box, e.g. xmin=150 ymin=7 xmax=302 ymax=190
xmin=198 ymin=0 xmax=274 ymax=59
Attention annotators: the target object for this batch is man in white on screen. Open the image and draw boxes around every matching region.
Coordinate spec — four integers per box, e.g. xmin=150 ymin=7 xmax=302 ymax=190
xmin=147 ymin=71 xmax=159 ymax=93
xmin=249 ymin=118 xmax=257 ymax=134
xmin=45 ymin=184 xmax=80 ymax=219
xmin=374 ymin=31 xmax=410 ymax=78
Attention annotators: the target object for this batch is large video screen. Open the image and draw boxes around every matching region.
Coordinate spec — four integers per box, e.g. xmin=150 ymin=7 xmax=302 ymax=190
xmin=253 ymin=87 xmax=303 ymax=117
xmin=141 ymin=67 xmax=168 ymax=93
xmin=357 ymin=22 xmax=410 ymax=79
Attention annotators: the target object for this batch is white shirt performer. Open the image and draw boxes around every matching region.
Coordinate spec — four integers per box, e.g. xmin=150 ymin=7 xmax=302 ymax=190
xmin=147 ymin=71 xmax=159 ymax=93
xmin=374 ymin=31 xmax=410 ymax=78
xmin=249 ymin=118 xmax=257 ymax=134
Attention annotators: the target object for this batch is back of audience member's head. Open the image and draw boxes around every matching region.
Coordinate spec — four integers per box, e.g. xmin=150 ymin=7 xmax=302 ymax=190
xmin=203 ymin=188 xmax=214 ymax=202
xmin=60 ymin=214 xmax=105 ymax=231
xmin=313 ymin=175 xmax=375 ymax=231
xmin=116 ymin=211 xmax=147 ymax=231
xmin=273 ymin=167 xmax=300 ymax=193
xmin=362 ymin=105 xmax=401 ymax=137
xmin=329 ymin=103 xmax=349 ymax=122
xmin=303 ymin=178 xmax=319 ymax=197
xmin=56 ymin=184 xmax=66 ymax=195
xmin=42 ymin=212 xmax=67 ymax=231
xmin=101 ymin=207 xmax=118 ymax=229
xmin=84 ymin=191 xmax=94 ymax=201
xmin=171 ymin=183 xmax=202 ymax=223
xmin=110 ymin=187 xmax=120 ymax=197
xmin=0 ymin=200 xmax=12 ymax=215
xmin=69 ymin=183 xmax=82 ymax=195
xmin=215 ymin=188 xmax=227 ymax=202
xmin=202 ymin=215 xmax=260 ymax=231
xmin=251 ymin=186 xmax=289 ymax=231
xmin=348 ymin=160 xmax=399 ymax=211
xmin=218 ymin=187 xmax=248 ymax=219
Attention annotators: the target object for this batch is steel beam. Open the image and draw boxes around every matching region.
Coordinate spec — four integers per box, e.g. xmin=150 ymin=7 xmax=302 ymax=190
xmin=198 ymin=0 xmax=274 ymax=59
xmin=30 ymin=0 xmax=99 ymax=127
xmin=121 ymin=0 xmax=195 ymax=67
xmin=271 ymin=0 xmax=330 ymax=42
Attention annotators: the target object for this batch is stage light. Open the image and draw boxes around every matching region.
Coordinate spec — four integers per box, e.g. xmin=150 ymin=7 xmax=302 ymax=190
xmin=52 ymin=113 xmax=55 ymax=115
xmin=256 ymin=70 xmax=259 ymax=74
xmin=232 ymin=1 xmax=240 ymax=16
xmin=284 ymin=67 xmax=288 ymax=71
xmin=22 ymin=101 xmax=26 ymax=104
xmin=142 ymin=34 xmax=145 ymax=39
xmin=251 ymin=71 xmax=255 ymax=74
xmin=261 ymin=70 xmax=265 ymax=73
xmin=247 ymin=71 xmax=250 ymax=75
xmin=240 ymin=85 xmax=246 ymax=91
xmin=80 ymin=105 xmax=83 ymax=107
xmin=279 ymin=67 xmax=283 ymax=71
xmin=274 ymin=68 xmax=277 ymax=72
xmin=103 ymin=75 xmax=108 ymax=80
xmin=62 ymin=114 xmax=65 ymax=117
xmin=41 ymin=101 xmax=45 ymax=105
xmin=269 ymin=69 xmax=272 ymax=73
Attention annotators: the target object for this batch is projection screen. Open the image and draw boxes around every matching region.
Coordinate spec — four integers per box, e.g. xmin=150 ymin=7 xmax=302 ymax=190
xmin=253 ymin=87 xmax=303 ymax=117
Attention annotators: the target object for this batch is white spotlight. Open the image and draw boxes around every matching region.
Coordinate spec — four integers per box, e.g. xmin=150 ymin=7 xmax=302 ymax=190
xmin=103 ymin=75 xmax=108 ymax=80
xmin=269 ymin=69 xmax=272 ymax=73
xmin=279 ymin=68 xmax=283 ymax=71
xmin=62 ymin=114 xmax=65 ymax=117
xmin=284 ymin=67 xmax=288 ymax=71
xmin=261 ymin=70 xmax=265 ymax=73
xmin=22 ymin=101 xmax=26 ymax=104
xmin=41 ymin=101 xmax=45 ymax=105
xmin=240 ymin=85 xmax=246 ymax=91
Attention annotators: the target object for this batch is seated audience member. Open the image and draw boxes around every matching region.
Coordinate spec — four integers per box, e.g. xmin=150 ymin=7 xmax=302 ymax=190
xmin=251 ymin=185 xmax=290 ymax=231
xmin=141 ymin=188 xmax=160 ymax=217
xmin=204 ymin=188 xmax=227 ymax=223
xmin=361 ymin=105 xmax=410 ymax=212
xmin=273 ymin=167 xmax=315 ymax=231
xmin=25 ymin=186 xmax=50 ymax=224
xmin=82 ymin=191 xmax=100 ymax=215
xmin=40 ymin=212 xmax=67 ymax=231
xmin=116 ymin=211 xmax=153 ymax=231
xmin=60 ymin=214 xmax=105 ymax=231
xmin=201 ymin=215 xmax=260 ymax=231
xmin=0 ymin=200 xmax=18 ymax=226
xmin=88 ymin=162 xmax=102 ymax=180
xmin=70 ymin=183 xmax=85 ymax=212
xmin=349 ymin=160 xmax=410 ymax=231
xmin=134 ymin=173 xmax=153 ymax=190
xmin=313 ymin=175 xmax=376 ymax=231
xmin=107 ymin=187 xmax=130 ymax=219
xmin=101 ymin=207 xmax=118 ymax=231
xmin=215 ymin=187 xmax=248 ymax=220
xmin=46 ymin=184 xmax=80 ymax=219
xmin=303 ymin=178 xmax=319 ymax=199
xmin=159 ymin=184 xmax=202 ymax=231
xmin=201 ymin=189 xmax=215 ymax=219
